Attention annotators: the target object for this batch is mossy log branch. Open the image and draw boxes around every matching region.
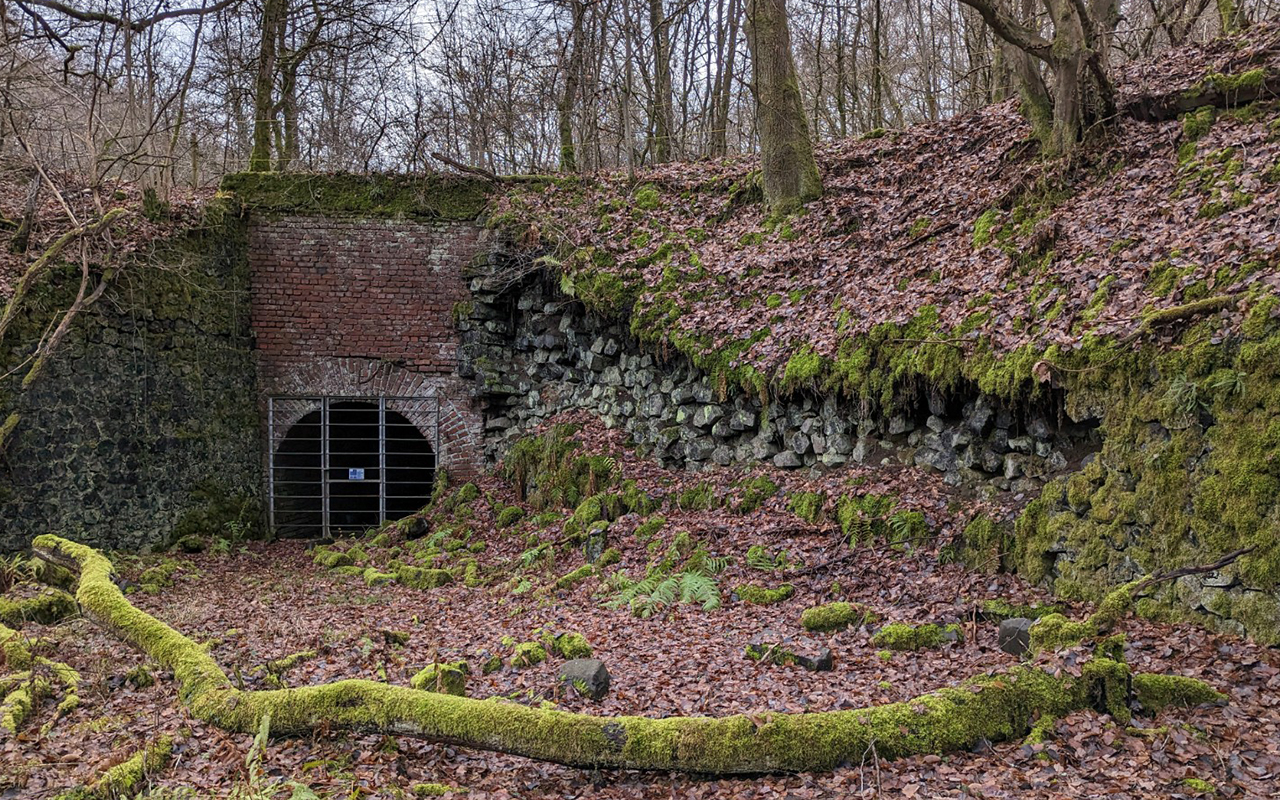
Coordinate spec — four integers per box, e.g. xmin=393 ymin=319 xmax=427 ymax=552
xmin=0 ymin=208 xmax=126 ymax=345
xmin=1124 ymin=71 xmax=1280 ymax=121
xmin=30 ymin=535 xmax=1212 ymax=774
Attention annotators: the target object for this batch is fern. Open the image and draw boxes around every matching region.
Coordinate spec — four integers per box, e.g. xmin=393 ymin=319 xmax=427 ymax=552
xmin=605 ymin=535 xmax=726 ymax=617
xmin=678 ymin=572 xmax=722 ymax=610
xmin=745 ymin=545 xmax=794 ymax=571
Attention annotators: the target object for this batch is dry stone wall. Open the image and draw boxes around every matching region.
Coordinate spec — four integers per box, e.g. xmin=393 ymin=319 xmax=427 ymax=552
xmin=461 ymin=262 xmax=1099 ymax=499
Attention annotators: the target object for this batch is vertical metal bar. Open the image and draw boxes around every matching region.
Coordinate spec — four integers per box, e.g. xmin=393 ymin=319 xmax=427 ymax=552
xmin=378 ymin=396 xmax=386 ymax=525
xmin=321 ymin=397 xmax=330 ymax=537
xmin=267 ymin=397 xmax=276 ymax=533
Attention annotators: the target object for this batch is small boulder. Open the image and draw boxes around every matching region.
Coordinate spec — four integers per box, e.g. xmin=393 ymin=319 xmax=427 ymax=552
xmin=997 ymin=617 xmax=1034 ymax=657
xmin=559 ymin=658 xmax=611 ymax=700
xmin=174 ymin=535 xmax=206 ymax=553
xmin=745 ymin=630 xmax=833 ymax=672
xmin=411 ymin=661 xmax=467 ymax=696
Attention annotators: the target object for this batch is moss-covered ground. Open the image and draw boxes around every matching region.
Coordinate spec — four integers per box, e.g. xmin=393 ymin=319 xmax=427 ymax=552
xmin=3 ymin=417 xmax=1277 ymax=797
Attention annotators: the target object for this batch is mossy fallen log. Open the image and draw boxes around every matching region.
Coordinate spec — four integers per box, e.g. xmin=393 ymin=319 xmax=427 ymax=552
xmin=54 ymin=735 xmax=175 ymax=800
xmin=1 ymin=620 xmax=82 ymax=734
xmin=30 ymin=534 xmax=1220 ymax=774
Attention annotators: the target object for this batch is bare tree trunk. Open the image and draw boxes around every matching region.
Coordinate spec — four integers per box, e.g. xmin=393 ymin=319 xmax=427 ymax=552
xmin=648 ymin=0 xmax=674 ymax=162
xmin=558 ymin=0 xmax=587 ymax=172
xmin=709 ymin=0 xmax=741 ymax=157
xmin=745 ymin=0 xmax=822 ymax=213
xmin=249 ymin=0 xmax=286 ymax=172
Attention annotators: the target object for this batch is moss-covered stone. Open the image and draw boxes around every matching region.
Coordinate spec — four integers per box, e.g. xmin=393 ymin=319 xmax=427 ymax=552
xmin=734 ymin=476 xmax=779 ymax=513
xmin=1132 ymin=673 xmax=1225 ymax=713
xmin=363 ymin=568 xmax=396 ymax=587
xmin=313 ymin=548 xmax=354 ymax=569
xmin=396 ymin=565 xmax=454 ymax=590
xmin=553 ymin=564 xmax=594 ymax=590
xmin=0 ymin=586 xmax=77 ymax=625
xmin=735 ymin=583 xmax=795 ymax=605
xmin=800 ymin=602 xmax=878 ymax=632
xmin=787 ymin=491 xmax=826 ymax=524
xmin=497 ymin=506 xmax=525 ymax=528
xmin=410 ymin=662 xmax=468 ymax=696
xmin=871 ymin=622 xmax=963 ymax=651
xmin=510 ymin=641 xmax=547 ymax=668
xmin=551 ymin=632 xmax=593 ymax=660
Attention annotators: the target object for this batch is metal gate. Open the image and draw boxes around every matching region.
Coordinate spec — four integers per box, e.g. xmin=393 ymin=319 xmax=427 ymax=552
xmin=267 ymin=396 xmax=440 ymax=537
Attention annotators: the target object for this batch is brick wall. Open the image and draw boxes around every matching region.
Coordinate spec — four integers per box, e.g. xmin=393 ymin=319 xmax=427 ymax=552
xmin=249 ymin=216 xmax=486 ymax=481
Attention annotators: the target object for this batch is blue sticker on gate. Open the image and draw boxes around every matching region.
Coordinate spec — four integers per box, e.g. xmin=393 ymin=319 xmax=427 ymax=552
xmin=348 ymin=468 xmax=365 ymax=480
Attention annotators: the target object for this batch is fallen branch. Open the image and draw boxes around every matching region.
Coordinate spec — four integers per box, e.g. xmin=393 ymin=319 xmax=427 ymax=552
xmin=1030 ymin=546 xmax=1256 ymax=652
xmin=30 ymin=535 xmax=1217 ymax=774
xmin=1033 ymin=294 xmax=1241 ymax=382
xmin=1124 ymin=72 xmax=1280 ymax=122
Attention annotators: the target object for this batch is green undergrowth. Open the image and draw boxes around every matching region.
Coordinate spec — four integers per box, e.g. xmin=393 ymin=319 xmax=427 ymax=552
xmin=785 ymin=491 xmax=931 ymax=550
xmin=606 ymin=531 xmax=729 ymax=617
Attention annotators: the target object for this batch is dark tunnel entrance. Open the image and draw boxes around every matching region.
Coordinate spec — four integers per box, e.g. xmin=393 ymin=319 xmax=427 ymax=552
xmin=269 ymin=398 xmax=437 ymax=537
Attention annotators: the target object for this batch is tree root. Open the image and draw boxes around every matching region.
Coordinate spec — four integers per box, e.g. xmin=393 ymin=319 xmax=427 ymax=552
xmin=31 ymin=534 xmax=1222 ymax=774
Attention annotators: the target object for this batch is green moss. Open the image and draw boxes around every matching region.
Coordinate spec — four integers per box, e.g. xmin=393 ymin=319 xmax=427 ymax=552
xmin=634 ymin=515 xmax=666 ymax=542
xmin=363 ymin=568 xmax=396 ymax=587
xmin=1181 ymin=106 xmax=1216 ymax=142
xmin=552 ymin=632 xmax=593 ymax=659
xmin=734 ymin=476 xmax=778 ymax=513
xmin=955 ymin=515 xmax=1007 ymax=573
xmin=907 ymin=216 xmax=932 ymax=237
xmin=800 ymin=602 xmax=878 ymax=632
xmin=413 ymin=784 xmax=467 ymax=797
xmin=787 ymin=492 xmax=826 ymax=524
xmin=219 ymin=172 xmax=490 ymax=220
xmin=677 ymin=482 xmax=720 ymax=511
xmin=0 ymin=587 xmax=77 ymax=625
xmin=972 ymin=208 xmax=1000 ymax=248
xmin=1186 ymin=68 xmax=1269 ymax=100
xmin=410 ymin=662 xmax=468 ymax=696
xmin=1131 ymin=673 xmax=1225 ymax=713
xmin=28 ymin=534 xmax=1230 ymax=775
xmin=734 ymin=583 xmax=795 ymax=605
xmin=781 ymin=346 xmax=826 ymax=390
xmin=510 ymin=641 xmax=547 ymax=668
xmin=65 ymin=735 xmax=175 ymax=800
xmin=871 ymin=622 xmax=962 ymax=651
xmin=978 ymin=599 xmax=1062 ymax=622
xmin=553 ymin=564 xmax=594 ymax=590
xmin=1181 ymin=777 xmax=1216 ymax=794
xmin=124 ymin=664 xmax=155 ymax=689
xmin=395 ymin=565 xmax=454 ymax=590
xmin=634 ymin=184 xmax=661 ymax=210
xmin=596 ymin=548 xmax=622 ymax=568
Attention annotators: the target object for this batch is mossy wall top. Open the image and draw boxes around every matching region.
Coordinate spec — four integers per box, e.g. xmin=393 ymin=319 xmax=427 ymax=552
xmin=0 ymin=214 xmax=261 ymax=553
xmin=219 ymin=173 xmax=491 ymax=221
